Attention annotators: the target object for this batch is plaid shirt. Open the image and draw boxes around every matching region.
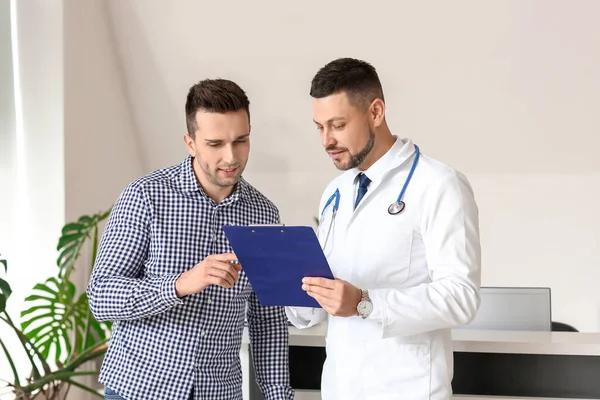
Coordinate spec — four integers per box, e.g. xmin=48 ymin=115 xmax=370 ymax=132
xmin=87 ymin=156 xmax=293 ymax=400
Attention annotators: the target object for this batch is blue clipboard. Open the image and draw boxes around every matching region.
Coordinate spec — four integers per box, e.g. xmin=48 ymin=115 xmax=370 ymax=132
xmin=222 ymin=225 xmax=334 ymax=308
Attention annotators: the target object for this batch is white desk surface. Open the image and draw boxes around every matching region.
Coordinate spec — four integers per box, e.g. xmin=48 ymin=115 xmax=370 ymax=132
xmin=244 ymin=324 xmax=600 ymax=356
xmin=292 ymin=392 xmax=591 ymax=400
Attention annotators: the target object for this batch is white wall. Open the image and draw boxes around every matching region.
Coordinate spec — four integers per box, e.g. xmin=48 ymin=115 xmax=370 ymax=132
xmin=0 ymin=0 xmax=18 ymax=390
xmin=0 ymin=0 xmax=143 ymax=396
xmin=102 ymin=0 xmax=600 ymax=331
xmin=0 ymin=0 xmax=66 ymax=388
xmin=0 ymin=0 xmax=15 ymax=235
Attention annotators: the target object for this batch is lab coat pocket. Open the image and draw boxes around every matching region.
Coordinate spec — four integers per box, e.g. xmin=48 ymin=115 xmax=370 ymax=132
xmin=362 ymin=340 xmax=431 ymax=399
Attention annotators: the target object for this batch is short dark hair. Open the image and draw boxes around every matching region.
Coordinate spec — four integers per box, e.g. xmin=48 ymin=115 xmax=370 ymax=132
xmin=185 ymin=78 xmax=250 ymax=138
xmin=310 ymin=58 xmax=384 ymax=109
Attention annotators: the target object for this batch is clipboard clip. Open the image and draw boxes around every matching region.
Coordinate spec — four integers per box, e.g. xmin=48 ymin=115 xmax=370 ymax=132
xmin=249 ymin=224 xmax=285 ymax=227
xmin=249 ymin=223 xmax=286 ymax=233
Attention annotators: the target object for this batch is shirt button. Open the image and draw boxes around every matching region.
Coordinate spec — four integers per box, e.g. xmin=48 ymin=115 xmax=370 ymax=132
xmin=200 ymin=331 xmax=206 ymax=337
xmin=206 ymin=298 xmax=212 ymax=304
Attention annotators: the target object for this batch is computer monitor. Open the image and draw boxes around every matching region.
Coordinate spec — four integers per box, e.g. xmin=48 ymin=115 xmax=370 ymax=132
xmin=455 ymin=287 xmax=552 ymax=331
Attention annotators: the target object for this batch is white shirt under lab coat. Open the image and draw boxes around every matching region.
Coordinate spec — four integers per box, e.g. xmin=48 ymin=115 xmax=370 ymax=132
xmin=286 ymin=137 xmax=481 ymax=400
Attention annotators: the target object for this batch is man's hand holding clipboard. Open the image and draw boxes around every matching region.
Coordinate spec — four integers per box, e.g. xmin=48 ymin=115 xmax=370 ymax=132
xmin=222 ymin=224 xmax=334 ymax=308
xmin=301 ymin=276 xmax=362 ymax=317
xmin=175 ymin=253 xmax=242 ymax=298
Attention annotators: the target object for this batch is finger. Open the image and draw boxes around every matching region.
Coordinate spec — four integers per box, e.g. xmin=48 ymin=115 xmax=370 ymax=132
xmin=230 ymin=261 xmax=242 ymax=272
xmin=302 ymin=284 xmax=335 ymax=299
xmin=302 ymin=277 xmax=335 ymax=289
xmin=220 ymin=260 xmax=243 ymax=272
xmin=207 ymin=275 xmax=234 ymax=289
xmin=212 ymin=253 xmax=239 ymax=263
xmin=210 ymin=264 xmax=237 ymax=277
xmin=211 ymin=262 xmax=240 ymax=282
xmin=306 ymin=291 xmax=335 ymax=308
xmin=208 ymin=268 xmax=236 ymax=287
xmin=307 ymin=292 xmax=341 ymax=316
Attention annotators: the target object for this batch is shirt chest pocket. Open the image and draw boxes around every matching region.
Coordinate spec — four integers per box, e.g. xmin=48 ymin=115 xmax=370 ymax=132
xmin=355 ymin=221 xmax=414 ymax=287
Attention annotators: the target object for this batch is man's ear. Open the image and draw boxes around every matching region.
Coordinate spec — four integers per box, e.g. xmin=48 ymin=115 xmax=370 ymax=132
xmin=369 ymin=98 xmax=385 ymax=128
xmin=183 ymin=133 xmax=196 ymax=157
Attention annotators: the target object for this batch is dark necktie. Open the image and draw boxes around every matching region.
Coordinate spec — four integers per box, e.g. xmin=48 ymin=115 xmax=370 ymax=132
xmin=354 ymin=173 xmax=371 ymax=209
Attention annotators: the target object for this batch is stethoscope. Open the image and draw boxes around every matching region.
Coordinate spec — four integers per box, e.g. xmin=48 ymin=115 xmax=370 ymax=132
xmin=318 ymin=145 xmax=420 ymax=248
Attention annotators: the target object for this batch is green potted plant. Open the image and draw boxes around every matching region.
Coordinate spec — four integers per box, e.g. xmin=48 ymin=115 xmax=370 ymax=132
xmin=0 ymin=209 xmax=112 ymax=399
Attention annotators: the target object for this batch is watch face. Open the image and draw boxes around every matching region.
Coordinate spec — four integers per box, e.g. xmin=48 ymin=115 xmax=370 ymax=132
xmin=358 ymin=300 xmax=373 ymax=317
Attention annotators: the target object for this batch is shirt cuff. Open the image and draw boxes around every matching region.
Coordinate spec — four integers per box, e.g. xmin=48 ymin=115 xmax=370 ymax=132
xmin=367 ymin=289 xmax=387 ymax=324
xmin=160 ymin=273 xmax=184 ymax=306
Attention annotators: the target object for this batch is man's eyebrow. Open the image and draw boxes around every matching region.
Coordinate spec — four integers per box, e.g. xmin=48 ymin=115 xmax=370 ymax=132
xmin=314 ymin=117 xmax=346 ymax=125
xmin=204 ymin=133 xmax=250 ymax=143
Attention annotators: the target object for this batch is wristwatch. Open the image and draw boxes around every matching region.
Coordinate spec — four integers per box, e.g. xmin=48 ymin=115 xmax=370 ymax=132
xmin=357 ymin=289 xmax=373 ymax=319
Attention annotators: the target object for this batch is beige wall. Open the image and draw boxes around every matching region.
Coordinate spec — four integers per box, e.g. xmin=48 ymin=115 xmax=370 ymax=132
xmin=2 ymin=0 xmax=599 ymax=396
xmin=64 ymin=0 xmax=144 ymax=281
xmin=63 ymin=0 xmax=145 ymax=396
xmin=105 ymin=0 xmax=600 ymax=331
xmin=3 ymin=3 xmax=600 ymax=386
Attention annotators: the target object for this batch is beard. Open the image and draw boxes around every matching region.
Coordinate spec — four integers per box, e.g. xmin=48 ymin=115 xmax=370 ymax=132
xmin=329 ymin=129 xmax=375 ymax=171
xmin=197 ymin=158 xmax=246 ymax=188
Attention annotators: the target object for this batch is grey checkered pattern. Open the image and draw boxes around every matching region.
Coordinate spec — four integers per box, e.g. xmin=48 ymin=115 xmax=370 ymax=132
xmin=87 ymin=156 xmax=293 ymax=400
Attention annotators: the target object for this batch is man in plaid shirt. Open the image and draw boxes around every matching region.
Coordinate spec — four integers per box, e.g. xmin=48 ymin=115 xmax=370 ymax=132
xmin=87 ymin=79 xmax=294 ymax=400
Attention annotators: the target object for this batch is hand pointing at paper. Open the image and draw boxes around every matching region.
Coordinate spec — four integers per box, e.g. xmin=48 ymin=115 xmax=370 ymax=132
xmin=302 ymin=277 xmax=362 ymax=317
xmin=175 ymin=253 xmax=241 ymax=297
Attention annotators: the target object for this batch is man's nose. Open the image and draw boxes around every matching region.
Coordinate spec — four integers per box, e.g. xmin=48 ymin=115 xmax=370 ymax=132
xmin=321 ymin=129 xmax=335 ymax=148
xmin=222 ymin=145 xmax=236 ymax=164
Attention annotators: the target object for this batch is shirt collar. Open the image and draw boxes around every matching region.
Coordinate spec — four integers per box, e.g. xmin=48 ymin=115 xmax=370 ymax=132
xmin=348 ymin=136 xmax=416 ymax=184
xmin=178 ymin=155 xmax=250 ymax=203
xmin=179 ymin=155 xmax=200 ymax=192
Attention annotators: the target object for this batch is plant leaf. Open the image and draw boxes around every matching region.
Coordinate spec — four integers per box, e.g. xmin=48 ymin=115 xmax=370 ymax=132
xmin=61 ymin=222 xmax=86 ymax=235
xmin=21 ymin=276 xmax=110 ymax=364
xmin=56 ymin=221 xmax=89 ymax=275
xmin=56 ymin=242 xmax=80 ymax=268
xmin=0 ymin=258 xmax=10 ymax=313
xmin=57 ymin=233 xmax=87 ymax=252
xmin=31 ymin=282 xmax=59 ymax=297
xmin=78 ymin=215 xmax=93 ymax=225
xmin=56 ymin=210 xmax=111 ymax=279
xmin=23 ymin=294 xmax=56 ymax=303
xmin=0 ymin=277 xmax=11 ymax=313
xmin=20 ymin=304 xmax=51 ymax=318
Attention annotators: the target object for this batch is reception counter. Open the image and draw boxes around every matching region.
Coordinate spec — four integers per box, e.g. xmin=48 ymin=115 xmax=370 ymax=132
xmin=241 ymin=324 xmax=600 ymax=399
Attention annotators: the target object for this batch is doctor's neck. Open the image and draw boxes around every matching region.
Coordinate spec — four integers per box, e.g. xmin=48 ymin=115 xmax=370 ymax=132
xmin=357 ymin=126 xmax=396 ymax=171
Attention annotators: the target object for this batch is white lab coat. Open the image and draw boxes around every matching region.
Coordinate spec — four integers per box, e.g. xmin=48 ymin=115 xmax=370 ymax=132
xmin=286 ymin=137 xmax=481 ymax=400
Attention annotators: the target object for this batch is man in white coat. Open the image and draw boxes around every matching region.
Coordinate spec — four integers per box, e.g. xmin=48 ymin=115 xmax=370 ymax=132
xmin=286 ymin=58 xmax=482 ymax=399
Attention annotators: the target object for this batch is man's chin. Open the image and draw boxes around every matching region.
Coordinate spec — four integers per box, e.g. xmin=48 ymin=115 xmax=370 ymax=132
xmin=215 ymin=175 xmax=241 ymax=187
xmin=333 ymin=159 xmax=352 ymax=171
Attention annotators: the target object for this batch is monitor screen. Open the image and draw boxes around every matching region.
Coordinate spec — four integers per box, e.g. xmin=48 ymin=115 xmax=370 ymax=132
xmin=455 ymin=287 xmax=552 ymax=331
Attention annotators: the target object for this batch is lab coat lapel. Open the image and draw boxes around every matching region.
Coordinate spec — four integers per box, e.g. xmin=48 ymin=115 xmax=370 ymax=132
xmin=387 ymin=139 xmax=417 ymax=173
xmin=345 ymin=138 xmax=418 ymax=227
